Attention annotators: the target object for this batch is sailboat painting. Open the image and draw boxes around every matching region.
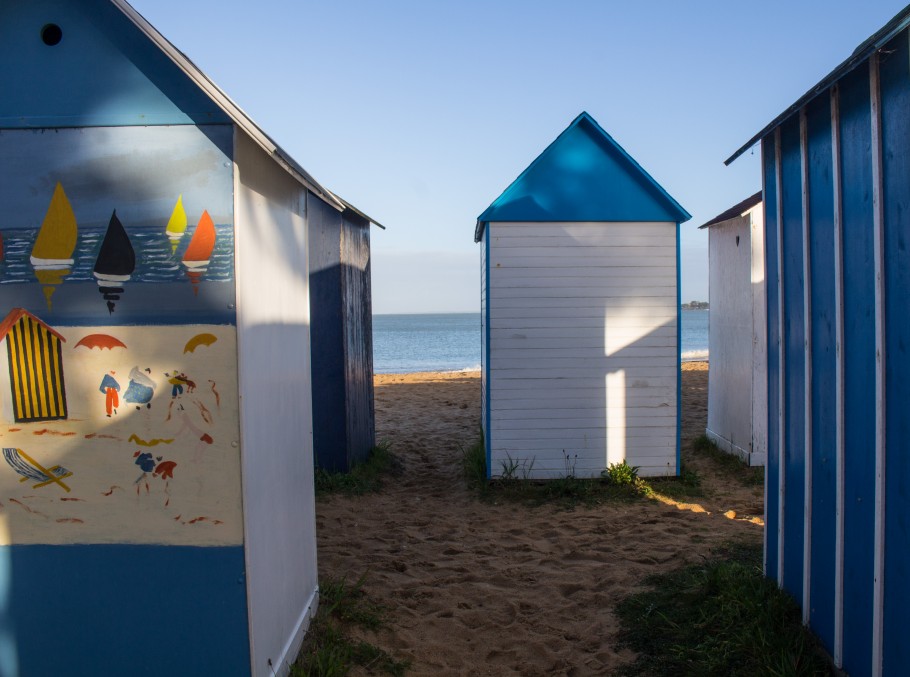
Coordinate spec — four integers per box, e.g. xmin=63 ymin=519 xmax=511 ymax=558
xmin=93 ymin=211 xmax=136 ymax=314
xmin=182 ymin=210 xmax=216 ymax=292
xmin=165 ymin=195 xmax=187 ymax=254
xmin=30 ymin=182 xmax=79 ymax=310
xmin=0 ymin=124 xmax=234 ymax=325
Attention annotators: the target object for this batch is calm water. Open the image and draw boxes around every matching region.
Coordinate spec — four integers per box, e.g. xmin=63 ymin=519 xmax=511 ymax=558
xmin=373 ymin=310 xmax=709 ymax=374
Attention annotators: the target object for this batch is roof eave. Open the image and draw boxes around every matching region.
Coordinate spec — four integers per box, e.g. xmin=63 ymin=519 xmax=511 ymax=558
xmin=111 ymin=0 xmax=347 ymax=212
xmin=726 ymin=4 xmax=910 ymax=165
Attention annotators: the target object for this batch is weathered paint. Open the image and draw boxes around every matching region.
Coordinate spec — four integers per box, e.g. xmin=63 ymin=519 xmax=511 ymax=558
xmin=307 ymin=197 xmax=376 ymax=473
xmin=340 ymin=210 xmax=375 ymax=465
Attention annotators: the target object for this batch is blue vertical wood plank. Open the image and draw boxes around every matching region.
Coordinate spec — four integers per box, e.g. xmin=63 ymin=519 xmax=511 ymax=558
xmin=780 ymin=116 xmax=806 ymax=604
xmin=763 ymin=137 xmax=781 ymax=581
xmin=838 ymin=64 xmax=877 ymax=676
xmin=806 ymin=93 xmax=837 ymax=649
xmin=878 ymin=29 xmax=910 ymax=674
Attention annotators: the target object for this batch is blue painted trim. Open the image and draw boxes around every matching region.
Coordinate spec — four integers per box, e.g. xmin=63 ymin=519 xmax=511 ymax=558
xmin=676 ymin=221 xmax=681 ymax=476
xmin=0 ymin=544 xmax=250 ymax=676
xmin=485 ymin=228 xmax=492 ymax=479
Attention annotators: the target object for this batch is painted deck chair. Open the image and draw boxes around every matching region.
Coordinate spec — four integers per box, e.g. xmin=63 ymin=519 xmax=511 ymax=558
xmin=3 ymin=447 xmax=72 ymax=492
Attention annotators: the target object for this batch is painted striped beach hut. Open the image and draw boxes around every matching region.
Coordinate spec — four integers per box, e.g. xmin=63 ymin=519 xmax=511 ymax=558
xmin=0 ymin=308 xmax=68 ymax=422
xmin=726 ymin=5 xmax=910 ymax=674
xmin=476 ymin=112 xmax=691 ymax=480
xmin=0 ymin=1 xmax=378 ymax=675
xmin=699 ymin=193 xmax=767 ymax=467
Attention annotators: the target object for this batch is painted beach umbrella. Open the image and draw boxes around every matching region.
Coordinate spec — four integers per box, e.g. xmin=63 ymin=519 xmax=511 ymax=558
xmin=74 ymin=334 xmax=127 ymax=350
xmin=31 ymin=182 xmax=78 ymax=310
xmin=93 ymin=210 xmax=135 ymax=314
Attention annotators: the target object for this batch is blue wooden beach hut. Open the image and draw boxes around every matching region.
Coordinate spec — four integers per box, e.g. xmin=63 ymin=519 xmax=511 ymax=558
xmin=476 ymin=112 xmax=690 ymax=479
xmin=726 ymin=6 xmax=910 ymax=674
xmin=0 ymin=1 xmax=378 ymax=674
xmin=309 ymin=200 xmax=379 ymax=473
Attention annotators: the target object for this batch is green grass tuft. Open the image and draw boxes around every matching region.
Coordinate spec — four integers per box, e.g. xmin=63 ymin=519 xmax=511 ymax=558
xmin=315 ymin=442 xmax=401 ymax=496
xmin=692 ymin=434 xmax=765 ymax=488
xmin=293 ymin=574 xmax=409 ymax=677
xmin=615 ymin=541 xmax=832 ymax=676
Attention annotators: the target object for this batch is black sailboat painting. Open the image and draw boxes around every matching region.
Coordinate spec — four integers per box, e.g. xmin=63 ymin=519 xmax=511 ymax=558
xmin=93 ymin=210 xmax=136 ymax=314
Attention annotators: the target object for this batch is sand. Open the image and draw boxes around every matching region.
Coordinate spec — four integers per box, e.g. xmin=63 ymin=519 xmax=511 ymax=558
xmin=315 ymin=362 xmax=764 ymax=675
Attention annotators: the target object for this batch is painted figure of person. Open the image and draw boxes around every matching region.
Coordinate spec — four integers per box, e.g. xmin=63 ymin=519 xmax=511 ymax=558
xmin=123 ymin=366 xmax=157 ymax=409
xmin=166 ymin=371 xmax=195 ymax=398
xmin=99 ymin=371 xmax=120 ymax=417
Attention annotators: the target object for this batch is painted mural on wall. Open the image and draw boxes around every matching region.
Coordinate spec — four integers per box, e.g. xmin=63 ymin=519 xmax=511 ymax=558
xmin=0 ymin=125 xmax=241 ymax=546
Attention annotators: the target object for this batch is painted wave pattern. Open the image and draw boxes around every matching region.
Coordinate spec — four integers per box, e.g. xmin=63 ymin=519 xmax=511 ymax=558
xmin=0 ymin=224 xmax=234 ymax=284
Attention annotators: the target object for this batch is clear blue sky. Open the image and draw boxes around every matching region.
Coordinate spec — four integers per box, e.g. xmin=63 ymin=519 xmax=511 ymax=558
xmin=129 ymin=0 xmax=909 ymax=313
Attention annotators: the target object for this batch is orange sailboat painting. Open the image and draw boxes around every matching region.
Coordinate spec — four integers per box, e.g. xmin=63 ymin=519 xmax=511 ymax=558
xmin=182 ymin=210 xmax=216 ymax=291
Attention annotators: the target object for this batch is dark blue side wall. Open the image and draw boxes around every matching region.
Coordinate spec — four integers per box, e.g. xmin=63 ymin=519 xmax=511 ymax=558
xmin=1 ymin=545 xmax=250 ymax=675
xmin=779 ymin=117 xmax=805 ymax=604
xmin=838 ymin=64 xmax=876 ymax=677
xmin=762 ymin=29 xmax=910 ymax=674
xmin=879 ymin=31 xmax=910 ymax=672
xmin=762 ymin=137 xmax=780 ymax=581
xmin=805 ymin=94 xmax=837 ymax=649
xmin=308 ymin=194 xmax=348 ymax=473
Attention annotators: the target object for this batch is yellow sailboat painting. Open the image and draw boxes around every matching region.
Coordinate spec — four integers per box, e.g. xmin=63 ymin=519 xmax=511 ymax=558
xmin=31 ymin=182 xmax=78 ymax=309
xmin=31 ymin=182 xmax=77 ymax=268
xmin=165 ymin=195 xmax=187 ymax=254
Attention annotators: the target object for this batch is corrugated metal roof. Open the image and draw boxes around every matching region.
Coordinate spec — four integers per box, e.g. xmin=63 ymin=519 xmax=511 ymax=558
xmin=698 ymin=191 xmax=762 ymax=229
xmin=726 ymin=3 xmax=910 ymax=165
xmin=111 ymin=0 xmax=384 ymax=229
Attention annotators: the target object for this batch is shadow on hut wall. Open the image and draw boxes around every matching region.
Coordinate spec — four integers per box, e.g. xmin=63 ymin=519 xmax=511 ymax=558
xmin=308 ymin=194 xmax=375 ymax=473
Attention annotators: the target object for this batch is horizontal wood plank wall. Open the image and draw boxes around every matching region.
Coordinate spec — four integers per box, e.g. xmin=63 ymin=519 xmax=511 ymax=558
xmin=481 ymin=231 xmax=490 ymax=475
xmin=487 ymin=221 xmax=677 ymax=478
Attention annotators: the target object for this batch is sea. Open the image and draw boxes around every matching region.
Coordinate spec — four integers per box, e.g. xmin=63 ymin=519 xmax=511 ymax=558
xmin=373 ymin=310 xmax=709 ymax=374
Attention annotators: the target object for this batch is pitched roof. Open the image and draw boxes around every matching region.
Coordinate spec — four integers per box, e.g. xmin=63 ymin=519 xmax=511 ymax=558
xmin=698 ymin=191 xmax=762 ymax=229
xmin=111 ymin=0 xmax=383 ymax=228
xmin=726 ymin=4 xmax=910 ymax=165
xmin=0 ymin=308 xmax=66 ymax=343
xmin=475 ymin=111 xmax=690 ymax=241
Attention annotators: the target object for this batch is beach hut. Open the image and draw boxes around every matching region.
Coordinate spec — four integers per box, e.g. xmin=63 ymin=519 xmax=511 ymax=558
xmin=476 ymin=112 xmax=691 ymax=480
xmin=0 ymin=1 xmax=377 ymax=674
xmin=699 ymin=193 xmax=767 ymax=466
xmin=726 ymin=6 xmax=910 ymax=674
xmin=308 ymin=200 xmax=379 ymax=473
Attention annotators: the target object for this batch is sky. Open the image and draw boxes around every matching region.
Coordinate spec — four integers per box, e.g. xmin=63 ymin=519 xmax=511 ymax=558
xmin=128 ymin=0 xmax=910 ymax=314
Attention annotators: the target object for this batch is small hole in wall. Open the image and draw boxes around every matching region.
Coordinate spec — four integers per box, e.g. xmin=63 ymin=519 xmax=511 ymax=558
xmin=735 ymin=235 xmax=740 ymax=247
xmin=41 ymin=24 xmax=63 ymax=46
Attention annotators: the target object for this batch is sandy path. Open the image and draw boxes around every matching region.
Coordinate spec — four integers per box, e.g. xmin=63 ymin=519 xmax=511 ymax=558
xmin=315 ymin=362 xmax=763 ymax=675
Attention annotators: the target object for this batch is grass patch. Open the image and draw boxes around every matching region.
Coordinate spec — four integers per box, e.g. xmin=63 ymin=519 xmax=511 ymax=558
xmin=647 ymin=464 xmax=704 ymax=500
xmin=294 ymin=574 xmax=409 ymax=677
xmin=315 ymin=442 xmax=401 ymax=496
xmin=615 ymin=541 xmax=832 ymax=676
xmin=692 ymin=435 xmax=765 ymax=488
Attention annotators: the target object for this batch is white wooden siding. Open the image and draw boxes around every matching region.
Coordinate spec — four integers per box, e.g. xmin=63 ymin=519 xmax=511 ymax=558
xmin=486 ymin=221 xmax=678 ymax=479
xmin=235 ymin=131 xmax=318 ymax=676
xmin=705 ymin=204 xmax=766 ymax=466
